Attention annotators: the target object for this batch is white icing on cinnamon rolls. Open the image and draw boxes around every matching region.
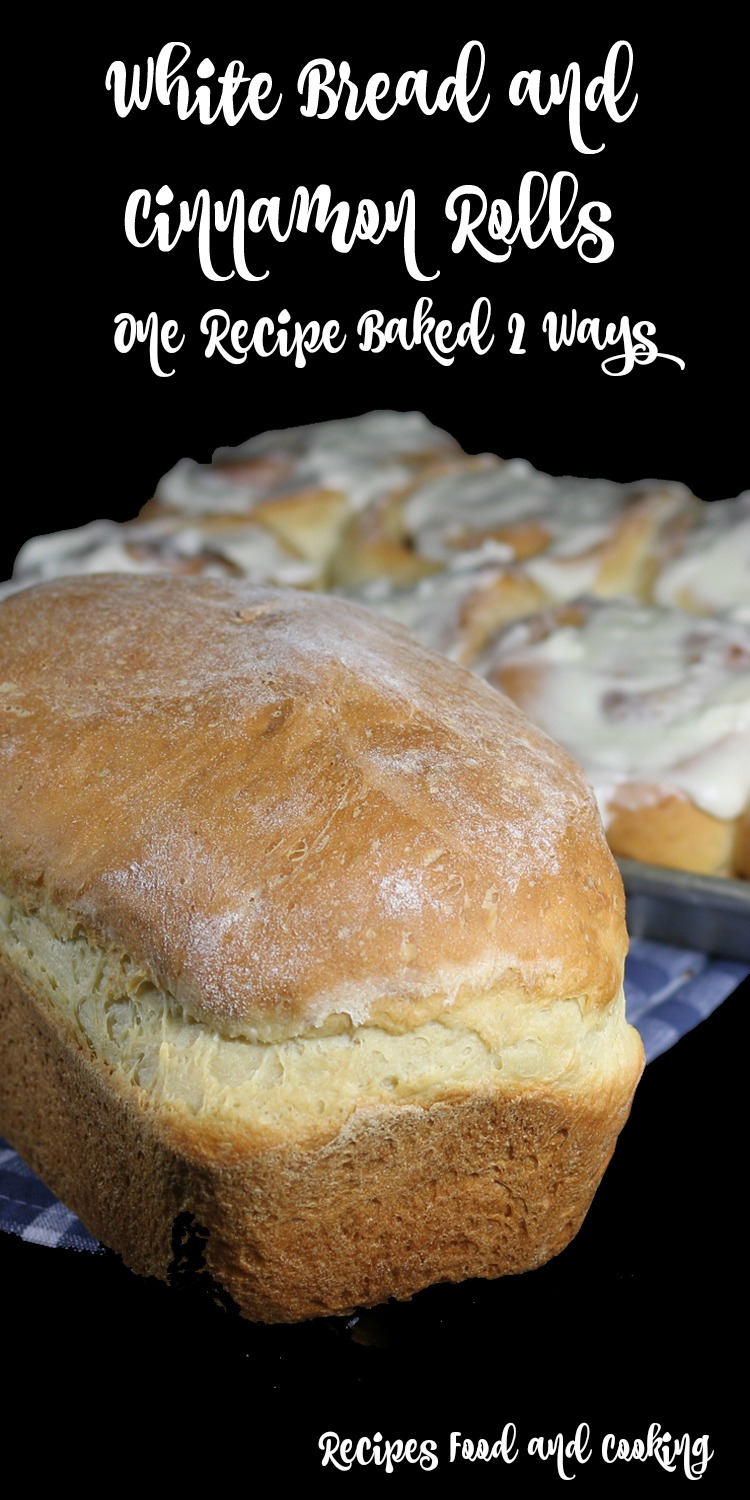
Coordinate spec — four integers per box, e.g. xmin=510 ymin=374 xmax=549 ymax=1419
xmin=10 ymin=517 xmax=320 ymax=590
xmin=479 ymin=599 xmax=750 ymax=841
xmin=654 ymin=492 xmax=750 ymax=614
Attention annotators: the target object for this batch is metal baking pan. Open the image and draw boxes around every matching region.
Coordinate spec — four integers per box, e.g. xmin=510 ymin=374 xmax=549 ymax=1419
xmin=617 ymin=858 xmax=750 ymax=962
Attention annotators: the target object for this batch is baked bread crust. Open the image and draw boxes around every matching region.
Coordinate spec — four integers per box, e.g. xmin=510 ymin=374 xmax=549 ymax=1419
xmin=0 ymin=575 xmax=627 ymax=1038
xmin=605 ymin=793 xmax=743 ymax=877
xmin=0 ymin=575 xmax=643 ymax=1320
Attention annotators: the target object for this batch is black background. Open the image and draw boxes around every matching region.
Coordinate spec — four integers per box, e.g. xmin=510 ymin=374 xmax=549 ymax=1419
xmin=3 ymin=17 xmax=746 ymax=1480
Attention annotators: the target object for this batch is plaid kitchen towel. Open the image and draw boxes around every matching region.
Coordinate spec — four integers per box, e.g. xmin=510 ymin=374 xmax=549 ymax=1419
xmin=0 ymin=1141 xmax=102 ymax=1251
xmin=1 ymin=936 xmax=747 ymax=1253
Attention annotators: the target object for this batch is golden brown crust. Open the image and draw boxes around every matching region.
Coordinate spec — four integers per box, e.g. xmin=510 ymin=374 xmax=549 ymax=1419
xmin=249 ymin=488 xmax=349 ymax=566
xmin=0 ymin=576 xmax=627 ymax=1039
xmin=605 ymin=791 xmax=745 ymax=878
xmin=328 ymin=490 xmax=442 ymax=589
xmin=0 ymin=959 xmax=643 ymax=1322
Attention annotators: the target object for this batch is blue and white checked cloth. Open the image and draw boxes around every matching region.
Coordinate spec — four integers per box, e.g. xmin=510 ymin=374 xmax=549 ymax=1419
xmin=0 ymin=1143 xmax=102 ymax=1252
xmin=1 ymin=937 xmax=747 ymax=1254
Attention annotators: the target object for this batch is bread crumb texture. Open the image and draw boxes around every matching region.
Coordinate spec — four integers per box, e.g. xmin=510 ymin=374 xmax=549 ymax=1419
xmin=0 ymin=893 xmax=641 ymax=1147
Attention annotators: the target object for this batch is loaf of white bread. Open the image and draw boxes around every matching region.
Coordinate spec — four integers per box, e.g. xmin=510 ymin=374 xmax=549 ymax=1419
xmin=0 ymin=575 xmax=643 ymax=1321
